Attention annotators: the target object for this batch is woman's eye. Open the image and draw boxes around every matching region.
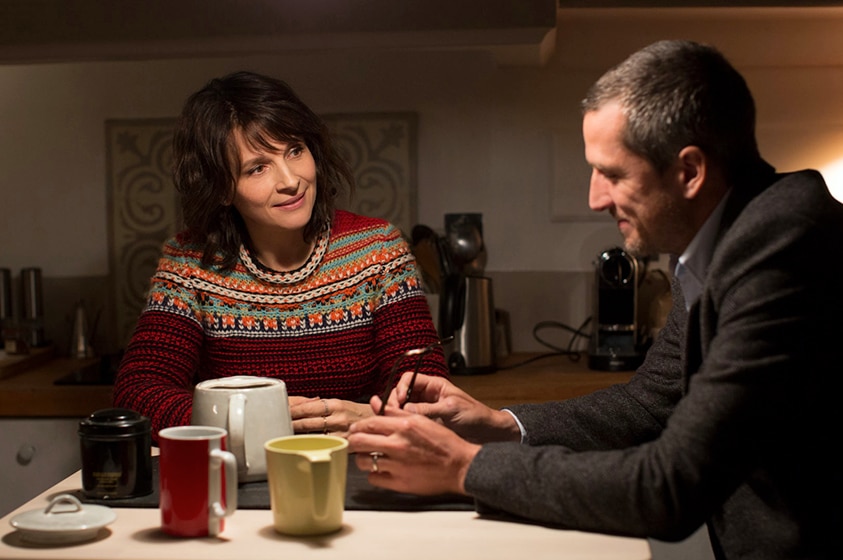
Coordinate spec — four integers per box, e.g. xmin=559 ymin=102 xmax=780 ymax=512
xmin=248 ymin=164 xmax=267 ymax=175
xmin=288 ymin=145 xmax=303 ymax=158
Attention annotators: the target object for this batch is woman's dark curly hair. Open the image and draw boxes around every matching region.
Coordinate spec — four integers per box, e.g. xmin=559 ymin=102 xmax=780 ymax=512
xmin=172 ymin=71 xmax=354 ymax=270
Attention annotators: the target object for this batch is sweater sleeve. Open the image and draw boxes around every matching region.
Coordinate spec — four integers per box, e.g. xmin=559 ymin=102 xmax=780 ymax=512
xmin=112 ymin=237 xmax=205 ymax=438
xmin=506 ymin=277 xmax=686 ymax=451
xmin=369 ymin=222 xmax=449 ymax=396
xmin=463 ymin=296 xmax=696 ymax=539
xmin=112 ymin=310 xmax=203 ymax=438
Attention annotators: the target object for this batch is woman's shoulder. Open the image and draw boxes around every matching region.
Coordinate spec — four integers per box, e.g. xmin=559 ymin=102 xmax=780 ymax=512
xmin=157 ymin=232 xmax=232 ymax=277
xmin=333 ymin=210 xmax=392 ymax=231
xmin=327 ymin=211 xmax=411 ymax=266
xmin=160 ymin=232 xmax=205 ymax=260
xmin=154 ymin=232 xmax=241 ymax=291
xmin=331 ymin=210 xmax=405 ymax=241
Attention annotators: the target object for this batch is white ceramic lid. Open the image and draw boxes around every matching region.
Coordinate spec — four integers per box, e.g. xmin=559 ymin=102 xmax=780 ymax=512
xmin=10 ymin=493 xmax=116 ymax=545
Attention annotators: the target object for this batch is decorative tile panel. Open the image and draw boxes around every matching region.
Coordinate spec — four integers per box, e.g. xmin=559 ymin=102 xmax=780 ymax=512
xmin=106 ymin=119 xmax=179 ymax=347
xmin=324 ymin=112 xmax=418 ymax=237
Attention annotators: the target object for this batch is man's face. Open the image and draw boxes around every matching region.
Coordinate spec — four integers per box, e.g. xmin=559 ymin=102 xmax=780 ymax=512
xmin=583 ymin=102 xmax=687 ymax=257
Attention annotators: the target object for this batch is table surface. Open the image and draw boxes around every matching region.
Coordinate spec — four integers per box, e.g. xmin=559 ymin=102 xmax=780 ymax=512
xmin=0 ymin=356 xmax=109 ymax=417
xmin=0 ymin=468 xmax=650 ymax=560
xmin=453 ymin=352 xmax=633 ymax=409
xmin=0 ymin=353 xmax=633 ymax=418
xmin=1 ymin=355 xmax=645 ymax=558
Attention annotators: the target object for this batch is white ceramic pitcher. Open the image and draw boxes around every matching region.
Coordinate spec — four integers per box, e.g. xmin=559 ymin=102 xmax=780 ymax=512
xmin=191 ymin=376 xmax=293 ymax=483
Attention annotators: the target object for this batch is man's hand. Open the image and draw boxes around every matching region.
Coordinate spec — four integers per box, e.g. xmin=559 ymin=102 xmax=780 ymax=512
xmin=348 ymin=401 xmax=481 ymax=496
xmin=389 ymin=372 xmax=521 ymax=443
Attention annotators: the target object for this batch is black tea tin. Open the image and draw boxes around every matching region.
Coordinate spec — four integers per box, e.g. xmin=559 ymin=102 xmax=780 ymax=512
xmin=78 ymin=408 xmax=153 ymax=499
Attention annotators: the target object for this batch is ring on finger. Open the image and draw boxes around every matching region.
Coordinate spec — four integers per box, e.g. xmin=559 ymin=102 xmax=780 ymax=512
xmin=322 ymin=416 xmax=328 ymax=435
xmin=321 ymin=399 xmax=330 ymax=418
xmin=370 ymin=451 xmax=384 ymax=473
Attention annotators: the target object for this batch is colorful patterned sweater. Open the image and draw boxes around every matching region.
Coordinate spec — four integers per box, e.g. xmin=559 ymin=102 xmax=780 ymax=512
xmin=113 ymin=211 xmax=448 ymax=437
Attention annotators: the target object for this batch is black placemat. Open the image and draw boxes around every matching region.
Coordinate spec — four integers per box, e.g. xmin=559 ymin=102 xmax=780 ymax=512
xmin=74 ymin=456 xmax=474 ymax=512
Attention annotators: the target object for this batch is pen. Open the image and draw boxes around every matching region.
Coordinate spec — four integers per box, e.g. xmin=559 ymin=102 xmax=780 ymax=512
xmin=377 ymin=336 xmax=452 ymax=415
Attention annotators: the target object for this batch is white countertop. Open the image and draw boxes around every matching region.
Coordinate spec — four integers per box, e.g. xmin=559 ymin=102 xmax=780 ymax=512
xmin=1 ymin=469 xmax=650 ymax=560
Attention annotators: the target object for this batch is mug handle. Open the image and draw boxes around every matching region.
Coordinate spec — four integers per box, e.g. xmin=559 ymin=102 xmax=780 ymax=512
xmin=228 ymin=393 xmax=248 ymax=479
xmin=306 ymin=451 xmax=333 ymax=521
xmin=209 ymin=448 xmax=238 ymax=528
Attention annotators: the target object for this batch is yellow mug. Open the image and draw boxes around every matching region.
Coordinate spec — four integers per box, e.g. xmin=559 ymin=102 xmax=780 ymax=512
xmin=264 ymin=435 xmax=348 ymax=535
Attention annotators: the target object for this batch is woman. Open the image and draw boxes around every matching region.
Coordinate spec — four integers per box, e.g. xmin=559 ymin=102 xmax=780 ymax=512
xmin=113 ymin=71 xmax=447 ymax=439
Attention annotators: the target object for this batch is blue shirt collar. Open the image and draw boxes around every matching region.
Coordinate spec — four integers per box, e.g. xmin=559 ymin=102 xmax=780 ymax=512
xmin=673 ymin=191 xmax=731 ymax=310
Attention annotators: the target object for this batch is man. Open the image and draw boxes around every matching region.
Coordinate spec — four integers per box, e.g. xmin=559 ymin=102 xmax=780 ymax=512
xmin=348 ymin=40 xmax=843 ymax=559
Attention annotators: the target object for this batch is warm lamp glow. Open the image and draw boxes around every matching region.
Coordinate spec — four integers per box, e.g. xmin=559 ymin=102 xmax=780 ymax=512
xmin=820 ymin=158 xmax=843 ymax=203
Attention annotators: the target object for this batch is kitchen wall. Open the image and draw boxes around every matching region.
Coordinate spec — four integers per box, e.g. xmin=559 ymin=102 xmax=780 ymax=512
xmin=1 ymin=7 xmax=842 ymax=354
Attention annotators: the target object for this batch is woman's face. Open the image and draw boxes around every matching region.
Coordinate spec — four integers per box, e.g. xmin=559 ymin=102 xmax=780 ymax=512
xmin=230 ymin=129 xmax=317 ymax=242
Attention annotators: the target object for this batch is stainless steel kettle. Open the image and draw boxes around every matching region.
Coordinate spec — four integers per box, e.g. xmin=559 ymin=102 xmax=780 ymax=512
xmin=70 ymin=300 xmax=95 ymax=358
xmin=439 ymin=274 xmax=497 ymax=375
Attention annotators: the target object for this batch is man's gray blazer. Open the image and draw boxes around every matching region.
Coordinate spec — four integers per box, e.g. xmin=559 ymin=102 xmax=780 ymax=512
xmin=465 ymin=168 xmax=843 ymax=560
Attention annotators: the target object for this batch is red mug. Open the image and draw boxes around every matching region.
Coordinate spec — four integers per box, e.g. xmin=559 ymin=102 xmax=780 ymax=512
xmin=158 ymin=426 xmax=238 ymax=537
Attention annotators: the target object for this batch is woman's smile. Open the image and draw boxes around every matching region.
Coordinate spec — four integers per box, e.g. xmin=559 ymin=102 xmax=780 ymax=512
xmin=274 ymin=191 xmax=306 ymax=210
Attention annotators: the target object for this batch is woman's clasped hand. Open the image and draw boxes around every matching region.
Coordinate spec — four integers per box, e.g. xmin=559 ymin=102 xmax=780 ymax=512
xmin=289 ymin=396 xmax=371 ymax=438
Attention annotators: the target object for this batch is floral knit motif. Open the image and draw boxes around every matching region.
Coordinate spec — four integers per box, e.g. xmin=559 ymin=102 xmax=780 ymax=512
xmin=148 ymin=213 xmax=418 ymax=339
xmin=113 ymin=211 xmax=448 ymax=437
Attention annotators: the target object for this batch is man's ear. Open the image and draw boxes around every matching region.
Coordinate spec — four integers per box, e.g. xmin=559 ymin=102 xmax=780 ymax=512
xmin=677 ymin=145 xmax=706 ymax=200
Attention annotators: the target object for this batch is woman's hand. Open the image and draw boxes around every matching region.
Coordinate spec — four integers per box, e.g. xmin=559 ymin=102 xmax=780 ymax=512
xmin=348 ymin=399 xmax=481 ymax=496
xmin=289 ymin=396 xmax=372 ymax=438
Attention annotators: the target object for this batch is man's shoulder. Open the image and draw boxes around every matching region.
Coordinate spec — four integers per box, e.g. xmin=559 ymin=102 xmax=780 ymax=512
xmin=763 ymin=169 xmax=835 ymax=207
xmin=711 ymin=169 xmax=843 ymax=278
xmin=736 ymin=169 xmax=842 ymax=228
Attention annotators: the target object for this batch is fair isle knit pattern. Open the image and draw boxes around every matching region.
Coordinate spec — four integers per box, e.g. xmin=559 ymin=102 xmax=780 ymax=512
xmin=114 ymin=211 xmax=448 ymax=437
xmin=147 ymin=215 xmax=415 ymax=339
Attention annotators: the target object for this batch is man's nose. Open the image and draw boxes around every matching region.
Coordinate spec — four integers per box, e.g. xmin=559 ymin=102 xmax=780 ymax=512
xmin=588 ymin=170 xmax=611 ymax=212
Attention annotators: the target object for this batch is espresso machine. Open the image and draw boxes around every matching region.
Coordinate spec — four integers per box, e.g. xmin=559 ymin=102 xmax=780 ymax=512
xmin=588 ymin=247 xmax=646 ymax=371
